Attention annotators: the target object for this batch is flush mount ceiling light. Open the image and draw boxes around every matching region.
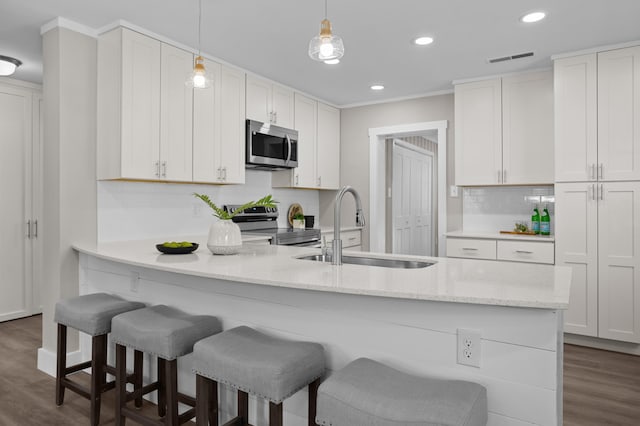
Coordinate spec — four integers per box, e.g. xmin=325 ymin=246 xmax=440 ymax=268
xmin=413 ymin=36 xmax=434 ymax=46
xmin=186 ymin=0 xmax=213 ymax=88
xmin=324 ymin=59 xmax=340 ymax=65
xmin=370 ymin=84 xmax=385 ymax=91
xmin=0 ymin=55 xmax=22 ymax=76
xmin=521 ymin=11 xmax=546 ymax=23
xmin=308 ymin=0 xmax=345 ymax=62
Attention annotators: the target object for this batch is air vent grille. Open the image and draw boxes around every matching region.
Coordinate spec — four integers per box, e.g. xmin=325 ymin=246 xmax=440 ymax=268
xmin=488 ymin=51 xmax=534 ymax=64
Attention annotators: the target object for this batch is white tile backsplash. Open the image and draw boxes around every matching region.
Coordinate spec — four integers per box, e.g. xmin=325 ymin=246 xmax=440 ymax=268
xmin=97 ymin=170 xmax=320 ymax=242
xmin=462 ymin=186 xmax=555 ymax=234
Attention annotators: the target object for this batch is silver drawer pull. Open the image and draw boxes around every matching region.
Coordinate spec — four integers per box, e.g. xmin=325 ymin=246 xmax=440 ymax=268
xmin=348 ymin=237 xmax=357 ymax=241
xmin=515 ymin=250 xmax=533 ymax=254
xmin=462 ymin=247 xmax=478 ymax=251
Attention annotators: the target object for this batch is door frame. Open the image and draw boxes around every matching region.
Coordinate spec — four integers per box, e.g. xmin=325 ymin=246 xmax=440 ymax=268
xmin=369 ymin=120 xmax=448 ymax=255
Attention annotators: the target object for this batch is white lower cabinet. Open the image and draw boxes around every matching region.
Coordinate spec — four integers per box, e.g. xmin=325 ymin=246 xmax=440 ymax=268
xmin=447 ymin=237 xmax=554 ymax=264
xmin=556 ymin=182 xmax=640 ymax=343
xmin=446 ymin=238 xmax=496 ymax=260
xmin=322 ymin=229 xmax=362 ymax=251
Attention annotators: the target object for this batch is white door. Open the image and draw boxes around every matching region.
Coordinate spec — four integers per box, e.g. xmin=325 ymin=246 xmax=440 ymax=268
xmin=555 ymin=183 xmax=599 ymax=337
xmin=554 ymin=54 xmax=598 ymax=182
xmin=598 ymin=181 xmax=640 ymax=343
xmin=0 ymin=84 xmax=34 ymax=322
xmin=392 ymin=140 xmax=434 ymax=256
xmin=598 ymin=46 xmax=640 ymax=181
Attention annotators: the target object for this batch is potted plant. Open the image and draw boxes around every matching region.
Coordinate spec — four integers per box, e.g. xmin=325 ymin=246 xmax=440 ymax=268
xmin=194 ymin=193 xmax=277 ymax=255
xmin=292 ymin=212 xmax=305 ymax=229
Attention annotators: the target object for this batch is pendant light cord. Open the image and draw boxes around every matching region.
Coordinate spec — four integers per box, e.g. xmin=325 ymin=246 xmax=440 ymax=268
xmin=324 ymin=0 xmax=328 ymax=19
xmin=198 ymin=0 xmax=202 ymax=56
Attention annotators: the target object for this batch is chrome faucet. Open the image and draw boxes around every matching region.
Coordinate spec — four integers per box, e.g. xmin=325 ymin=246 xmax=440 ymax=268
xmin=332 ymin=186 xmax=366 ymax=265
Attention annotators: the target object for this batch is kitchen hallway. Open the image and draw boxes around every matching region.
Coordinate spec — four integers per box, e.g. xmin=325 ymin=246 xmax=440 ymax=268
xmin=0 ymin=315 xmax=638 ymax=425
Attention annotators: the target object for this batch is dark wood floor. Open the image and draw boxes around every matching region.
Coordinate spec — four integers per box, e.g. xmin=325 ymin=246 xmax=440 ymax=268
xmin=1 ymin=315 xmax=639 ymax=425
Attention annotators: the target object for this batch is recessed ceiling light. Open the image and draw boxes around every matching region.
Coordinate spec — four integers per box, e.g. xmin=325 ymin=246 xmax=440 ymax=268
xmin=521 ymin=11 xmax=546 ymax=23
xmin=413 ymin=36 xmax=434 ymax=46
xmin=324 ymin=59 xmax=340 ymax=65
xmin=370 ymin=85 xmax=384 ymax=91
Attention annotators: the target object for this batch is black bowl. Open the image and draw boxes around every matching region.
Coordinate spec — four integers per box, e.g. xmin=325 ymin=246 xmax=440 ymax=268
xmin=156 ymin=243 xmax=199 ymax=254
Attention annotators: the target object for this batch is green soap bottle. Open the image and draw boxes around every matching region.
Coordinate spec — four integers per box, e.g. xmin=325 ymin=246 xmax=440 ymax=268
xmin=532 ymin=206 xmax=540 ymax=234
xmin=540 ymin=206 xmax=550 ymax=235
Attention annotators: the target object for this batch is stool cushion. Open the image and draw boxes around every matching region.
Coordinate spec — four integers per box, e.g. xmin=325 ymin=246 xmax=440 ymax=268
xmin=111 ymin=305 xmax=221 ymax=360
xmin=54 ymin=293 xmax=145 ymax=336
xmin=192 ymin=326 xmax=325 ymax=404
xmin=316 ymin=358 xmax=487 ymax=426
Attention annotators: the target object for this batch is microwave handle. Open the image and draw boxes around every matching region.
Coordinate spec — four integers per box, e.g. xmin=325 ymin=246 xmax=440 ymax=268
xmin=285 ymin=134 xmax=292 ymax=165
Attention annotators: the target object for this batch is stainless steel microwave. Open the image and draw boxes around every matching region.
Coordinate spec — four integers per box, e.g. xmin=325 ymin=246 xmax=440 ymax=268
xmin=246 ymin=119 xmax=298 ymax=170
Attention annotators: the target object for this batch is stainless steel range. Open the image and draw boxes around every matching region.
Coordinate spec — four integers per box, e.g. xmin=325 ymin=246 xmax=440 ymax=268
xmin=224 ymin=205 xmax=321 ymax=247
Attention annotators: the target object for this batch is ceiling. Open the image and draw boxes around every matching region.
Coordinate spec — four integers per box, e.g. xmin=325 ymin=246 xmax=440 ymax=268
xmin=2 ymin=0 xmax=640 ymax=106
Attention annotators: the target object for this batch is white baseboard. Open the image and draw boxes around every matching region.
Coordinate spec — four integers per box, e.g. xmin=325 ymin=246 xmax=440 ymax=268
xmin=565 ymin=333 xmax=640 ymax=356
xmin=37 ymin=347 xmax=84 ymax=377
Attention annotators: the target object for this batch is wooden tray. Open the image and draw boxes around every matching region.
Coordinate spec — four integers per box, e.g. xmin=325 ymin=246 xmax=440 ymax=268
xmin=500 ymin=230 xmax=537 ymax=235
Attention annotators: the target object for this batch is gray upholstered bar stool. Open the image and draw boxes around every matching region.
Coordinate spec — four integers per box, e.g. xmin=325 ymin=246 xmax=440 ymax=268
xmin=110 ymin=305 xmax=222 ymax=426
xmin=316 ymin=358 xmax=488 ymax=426
xmin=192 ymin=326 xmax=325 ymax=426
xmin=54 ymin=292 xmax=145 ymax=426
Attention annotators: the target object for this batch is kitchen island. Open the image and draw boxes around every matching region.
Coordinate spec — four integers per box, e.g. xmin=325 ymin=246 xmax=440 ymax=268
xmin=72 ymin=237 xmax=571 ymax=426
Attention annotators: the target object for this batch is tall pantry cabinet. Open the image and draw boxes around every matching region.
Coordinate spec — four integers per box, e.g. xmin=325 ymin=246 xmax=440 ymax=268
xmin=555 ymin=46 xmax=640 ymax=343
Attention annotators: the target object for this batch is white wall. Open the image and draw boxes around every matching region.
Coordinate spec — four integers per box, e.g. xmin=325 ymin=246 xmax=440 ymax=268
xmin=98 ymin=170 xmax=319 ymax=242
xmin=323 ymin=94 xmax=461 ymax=251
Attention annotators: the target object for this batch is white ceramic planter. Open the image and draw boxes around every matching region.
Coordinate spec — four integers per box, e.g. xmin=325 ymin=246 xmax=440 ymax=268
xmin=207 ymin=220 xmax=242 ymax=255
xmin=292 ymin=219 xmax=305 ymax=229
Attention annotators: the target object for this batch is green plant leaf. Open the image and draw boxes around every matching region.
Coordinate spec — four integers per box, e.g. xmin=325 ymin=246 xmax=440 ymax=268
xmin=193 ymin=193 xmax=278 ymax=220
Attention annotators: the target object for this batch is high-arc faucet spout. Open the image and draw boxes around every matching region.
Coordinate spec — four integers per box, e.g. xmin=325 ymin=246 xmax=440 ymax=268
xmin=333 ymin=186 xmax=366 ymax=265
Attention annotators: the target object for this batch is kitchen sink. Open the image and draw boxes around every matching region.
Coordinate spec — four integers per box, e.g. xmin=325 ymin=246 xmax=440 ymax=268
xmin=296 ymin=254 xmax=434 ymax=269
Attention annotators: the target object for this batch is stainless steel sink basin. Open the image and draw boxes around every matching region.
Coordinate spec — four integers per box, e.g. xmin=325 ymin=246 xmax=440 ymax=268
xmin=296 ymin=254 xmax=434 ymax=269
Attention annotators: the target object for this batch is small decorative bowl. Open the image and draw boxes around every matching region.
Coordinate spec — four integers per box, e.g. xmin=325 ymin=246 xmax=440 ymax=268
xmin=156 ymin=243 xmax=199 ymax=255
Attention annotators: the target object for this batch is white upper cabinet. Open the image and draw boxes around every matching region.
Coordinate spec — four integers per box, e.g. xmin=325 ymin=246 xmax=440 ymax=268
xmin=98 ymin=27 xmax=161 ymax=180
xmin=598 ymin=46 xmax=640 ymax=181
xmin=193 ymin=62 xmax=246 ymax=184
xmin=554 ymin=54 xmax=598 ymax=182
xmin=502 ymin=71 xmax=554 ymax=184
xmin=160 ymin=44 xmax=193 ymax=181
xmin=292 ymin=93 xmax=317 ymax=188
xmin=454 ymin=78 xmax=502 ymax=185
xmin=316 ymin=102 xmax=341 ymax=189
xmin=246 ymin=75 xmax=294 ymax=128
xmin=455 ymin=72 xmax=553 ymax=186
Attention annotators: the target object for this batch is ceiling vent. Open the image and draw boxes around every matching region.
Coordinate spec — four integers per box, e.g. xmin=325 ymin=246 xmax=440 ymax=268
xmin=487 ymin=51 xmax=534 ymax=64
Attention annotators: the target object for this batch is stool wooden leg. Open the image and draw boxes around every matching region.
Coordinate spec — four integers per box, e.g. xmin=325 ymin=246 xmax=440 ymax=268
xmin=115 ymin=344 xmax=127 ymax=426
xmin=157 ymin=357 xmax=166 ymax=417
xmin=196 ymin=375 xmax=218 ymax=426
xmin=166 ymin=359 xmax=179 ymax=426
xmin=55 ymin=324 xmax=67 ymax=406
xmin=308 ymin=378 xmax=320 ymax=426
xmin=134 ymin=350 xmax=143 ymax=408
xmin=238 ymin=391 xmax=249 ymax=426
xmin=269 ymin=402 xmax=283 ymax=426
xmin=90 ymin=334 xmax=107 ymax=426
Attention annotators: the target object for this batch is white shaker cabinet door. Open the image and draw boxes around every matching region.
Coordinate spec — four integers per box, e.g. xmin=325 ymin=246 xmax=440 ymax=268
xmin=598 ymin=46 xmax=640 ymax=181
xmin=271 ymin=84 xmax=294 ymax=128
xmin=218 ymin=65 xmax=246 ymax=184
xmin=160 ymin=44 xmax=193 ymax=181
xmin=555 ymin=183 xmax=599 ymax=337
xmin=454 ymin=78 xmax=502 ymax=185
xmin=293 ymin=93 xmax=317 ymax=188
xmin=316 ymin=102 xmax=340 ymax=189
xmin=502 ymin=71 xmax=554 ymax=184
xmin=598 ymin=181 xmax=640 ymax=343
xmin=192 ymin=58 xmax=222 ymax=183
xmin=554 ymin=54 xmax=598 ymax=182
xmin=245 ymin=75 xmax=271 ymax=124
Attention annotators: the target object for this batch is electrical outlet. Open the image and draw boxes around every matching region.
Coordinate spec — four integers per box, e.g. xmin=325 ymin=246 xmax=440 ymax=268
xmin=457 ymin=328 xmax=481 ymax=367
xmin=450 ymin=185 xmax=459 ymax=197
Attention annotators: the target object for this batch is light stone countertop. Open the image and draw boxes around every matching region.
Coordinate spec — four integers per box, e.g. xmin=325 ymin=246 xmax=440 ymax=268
xmin=73 ymin=237 xmax=571 ymax=310
xmin=446 ymin=230 xmax=555 ymax=242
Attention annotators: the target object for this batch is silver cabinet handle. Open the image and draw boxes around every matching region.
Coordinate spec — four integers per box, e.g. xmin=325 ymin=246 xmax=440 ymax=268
xmin=497 ymin=170 xmax=501 ymax=183
xmin=155 ymin=161 xmax=160 ymax=177
xmin=503 ymin=170 xmax=507 ymax=183
xmin=515 ymin=250 xmax=533 ymax=254
xmin=274 ymin=111 xmax=277 ymax=123
xmin=223 ymin=167 xmax=227 ymax=181
xmin=589 ymin=184 xmax=595 ymax=201
xmin=217 ymin=167 xmax=221 ymax=180
xmin=598 ymin=163 xmax=603 ymax=180
xmin=590 ymin=163 xmax=596 ymax=180
xmin=462 ymin=247 xmax=478 ymax=251
xmin=318 ymin=176 xmax=322 ymax=187
xmin=295 ymin=174 xmax=299 ymax=186
xmin=600 ymin=183 xmax=604 ymax=201
xmin=27 ymin=220 xmax=31 ymax=239
xmin=161 ymin=161 xmax=167 ymax=178
xmin=34 ymin=220 xmax=38 ymax=238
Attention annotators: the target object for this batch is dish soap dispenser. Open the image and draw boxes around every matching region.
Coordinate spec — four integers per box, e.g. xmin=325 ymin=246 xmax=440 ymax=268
xmin=540 ymin=206 xmax=550 ymax=236
xmin=531 ymin=206 xmax=540 ymax=235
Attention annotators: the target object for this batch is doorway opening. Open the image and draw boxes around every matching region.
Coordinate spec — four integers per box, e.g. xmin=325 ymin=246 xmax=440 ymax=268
xmin=368 ymin=121 xmax=447 ymax=255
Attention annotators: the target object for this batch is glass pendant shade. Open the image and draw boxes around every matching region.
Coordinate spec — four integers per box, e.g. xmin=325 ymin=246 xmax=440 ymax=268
xmin=186 ymin=55 xmax=213 ymax=88
xmin=0 ymin=55 xmax=22 ymax=76
xmin=308 ymin=19 xmax=344 ymax=61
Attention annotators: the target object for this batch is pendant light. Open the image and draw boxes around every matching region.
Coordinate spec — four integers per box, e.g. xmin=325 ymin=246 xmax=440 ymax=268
xmin=308 ymin=0 xmax=344 ymax=62
xmin=186 ymin=0 xmax=213 ymax=88
xmin=0 ymin=55 xmax=22 ymax=76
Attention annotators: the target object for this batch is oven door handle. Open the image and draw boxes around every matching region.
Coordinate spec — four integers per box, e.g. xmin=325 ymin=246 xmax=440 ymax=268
xmin=285 ymin=134 xmax=292 ymax=165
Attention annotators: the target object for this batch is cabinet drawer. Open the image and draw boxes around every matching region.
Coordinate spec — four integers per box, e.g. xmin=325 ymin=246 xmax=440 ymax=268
xmin=497 ymin=241 xmax=555 ymax=264
xmin=323 ymin=230 xmax=362 ymax=248
xmin=446 ymin=238 xmax=496 ymax=260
